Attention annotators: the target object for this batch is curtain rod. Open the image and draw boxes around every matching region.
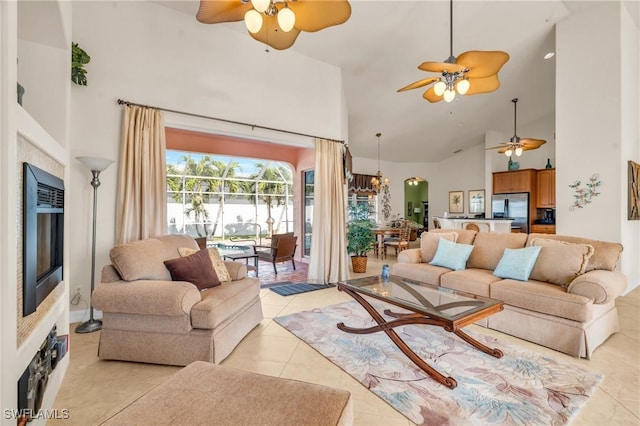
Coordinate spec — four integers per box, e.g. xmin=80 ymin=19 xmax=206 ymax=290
xmin=116 ymin=99 xmax=345 ymax=144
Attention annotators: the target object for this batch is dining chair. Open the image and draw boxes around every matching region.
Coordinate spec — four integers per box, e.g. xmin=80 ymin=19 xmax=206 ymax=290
xmin=465 ymin=223 xmax=480 ymax=232
xmin=384 ymin=222 xmax=411 ymax=257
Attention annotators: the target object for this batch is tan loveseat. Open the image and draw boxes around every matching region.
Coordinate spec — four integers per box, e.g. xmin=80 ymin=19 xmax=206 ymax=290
xmin=93 ymin=234 xmax=263 ymax=366
xmin=392 ymin=229 xmax=627 ymax=359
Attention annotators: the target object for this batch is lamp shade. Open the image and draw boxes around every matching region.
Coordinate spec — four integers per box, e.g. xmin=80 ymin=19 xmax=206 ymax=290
xmin=277 ymin=5 xmax=295 ymax=32
xmin=414 ymin=207 xmax=421 ymax=214
xmin=244 ymin=9 xmax=263 ymax=33
xmin=251 ymin=0 xmax=270 ymax=13
xmin=76 ymin=156 xmax=114 ymax=172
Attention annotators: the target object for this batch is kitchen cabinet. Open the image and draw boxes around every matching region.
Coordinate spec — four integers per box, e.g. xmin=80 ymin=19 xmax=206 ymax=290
xmin=530 ymin=224 xmax=556 ymax=234
xmin=492 ymin=169 xmax=537 ymax=194
xmin=536 ymin=169 xmax=556 ymax=208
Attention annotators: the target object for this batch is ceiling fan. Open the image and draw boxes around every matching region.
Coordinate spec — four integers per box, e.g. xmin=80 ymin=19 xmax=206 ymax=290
xmin=397 ymin=0 xmax=509 ymax=103
xmin=486 ymin=98 xmax=546 ymax=156
xmin=196 ymin=0 xmax=351 ymax=51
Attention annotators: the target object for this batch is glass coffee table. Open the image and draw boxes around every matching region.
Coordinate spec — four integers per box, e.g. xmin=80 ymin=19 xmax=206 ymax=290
xmin=337 ymin=275 xmax=504 ymax=389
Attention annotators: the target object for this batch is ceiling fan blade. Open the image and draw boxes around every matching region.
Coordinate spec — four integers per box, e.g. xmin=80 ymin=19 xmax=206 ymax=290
xmin=457 ymin=51 xmax=510 ymax=78
xmin=397 ymin=77 xmax=439 ymax=92
xmin=196 ymin=0 xmax=250 ymax=24
xmin=485 ymin=144 xmax=509 ymax=150
xmin=418 ymin=61 xmax=466 ymax=74
xmin=422 ymin=87 xmax=443 ymax=103
xmin=465 ymin=75 xmax=501 ymax=95
xmin=520 ymin=138 xmax=547 ymax=150
xmin=249 ymin=14 xmax=301 ymax=50
xmin=290 ymin=1 xmax=351 ymax=32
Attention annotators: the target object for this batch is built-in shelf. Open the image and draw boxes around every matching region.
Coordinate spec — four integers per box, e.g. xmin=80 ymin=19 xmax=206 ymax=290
xmin=16 ymin=105 xmax=67 ymax=166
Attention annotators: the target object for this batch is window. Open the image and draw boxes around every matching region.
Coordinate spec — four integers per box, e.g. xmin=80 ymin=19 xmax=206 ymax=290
xmin=303 ymin=170 xmax=313 ymax=257
xmin=166 ymin=150 xmax=294 ymax=243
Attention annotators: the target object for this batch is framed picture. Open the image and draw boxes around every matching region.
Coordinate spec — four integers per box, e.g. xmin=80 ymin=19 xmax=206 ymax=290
xmin=629 ymin=161 xmax=639 ymax=220
xmin=448 ymin=191 xmax=464 ymax=213
xmin=469 ymin=190 xmax=485 ymax=214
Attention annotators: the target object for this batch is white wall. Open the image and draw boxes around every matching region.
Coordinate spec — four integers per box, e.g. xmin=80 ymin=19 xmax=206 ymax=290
xmin=556 ymin=2 xmax=639 ymax=291
xmin=69 ymin=1 xmax=346 ymax=315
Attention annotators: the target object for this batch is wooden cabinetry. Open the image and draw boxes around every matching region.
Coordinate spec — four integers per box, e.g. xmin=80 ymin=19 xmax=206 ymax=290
xmin=536 ymin=169 xmax=556 ymax=208
xmin=530 ymin=224 xmax=556 ymax=234
xmin=492 ymin=169 xmax=537 ymax=194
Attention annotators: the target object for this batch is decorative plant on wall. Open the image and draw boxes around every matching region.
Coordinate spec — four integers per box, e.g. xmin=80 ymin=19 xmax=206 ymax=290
xmin=71 ymin=42 xmax=91 ymax=86
xmin=381 ymin=184 xmax=391 ymax=222
xmin=569 ymin=174 xmax=601 ymax=211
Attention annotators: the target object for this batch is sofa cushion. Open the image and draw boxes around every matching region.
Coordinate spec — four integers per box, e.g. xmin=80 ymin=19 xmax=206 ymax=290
xmin=527 ymin=233 xmax=622 ymax=272
xmin=420 ymin=231 xmax=458 ymax=263
xmin=431 ymin=228 xmax=477 ymax=245
xmin=493 ymin=246 xmax=542 ymax=281
xmin=467 ymin=232 xmax=528 ymax=271
xmin=529 ymin=238 xmax=594 ymax=287
xmin=110 ymin=234 xmax=199 ymax=281
xmin=191 ymin=278 xmax=260 ymax=329
xmin=440 ymin=268 xmax=502 ymax=298
xmin=391 ymin=262 xmax=451 ymax=286
xmin=178 ymin=247 xmax=231 ymax=282
xmin=490 ymin=280 xmax=594 ymax=323
xmin=164 ymin=248 xmax=221 ymax=290
xmin=429 ymin=239 xmax=474 ymax=271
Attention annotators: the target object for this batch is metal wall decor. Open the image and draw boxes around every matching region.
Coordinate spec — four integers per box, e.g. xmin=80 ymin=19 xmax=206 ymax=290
xmin=569 ymin=174 xmax=601 ymax=211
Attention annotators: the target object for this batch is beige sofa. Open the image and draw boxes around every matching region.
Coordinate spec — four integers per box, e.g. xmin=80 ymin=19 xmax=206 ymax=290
xmin=93 ymin=234 xmax=263 ymax=366
xmin=392 ymin=229 xmax=627 ymax=359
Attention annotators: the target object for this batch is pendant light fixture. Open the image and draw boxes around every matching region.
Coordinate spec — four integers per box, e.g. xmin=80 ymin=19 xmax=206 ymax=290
xmin=371 ymin=133 xmax=389 ymax=192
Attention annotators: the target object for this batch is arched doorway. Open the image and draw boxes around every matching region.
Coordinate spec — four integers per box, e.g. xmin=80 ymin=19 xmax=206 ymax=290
xmin=404 ymin=177 xmax=428 ymax=229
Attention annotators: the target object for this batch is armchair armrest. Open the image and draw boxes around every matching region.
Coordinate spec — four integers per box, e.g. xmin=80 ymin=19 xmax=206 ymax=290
xmin=567 ymin=270 xmax=627 ymax=304
xmin=397 ymin=248 xmax=422 ymax=264
xmin=93 ymin=280 xmax=201 ymax=316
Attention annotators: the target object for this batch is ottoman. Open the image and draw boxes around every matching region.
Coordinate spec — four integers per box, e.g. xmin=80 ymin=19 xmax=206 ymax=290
xmin=100 ymin=361 xmax=353 ymax=426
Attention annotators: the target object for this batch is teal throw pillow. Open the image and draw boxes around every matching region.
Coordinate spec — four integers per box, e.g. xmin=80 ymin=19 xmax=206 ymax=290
xmin=493 ymin=246 xmax=542 ymax=281
xmin=429 ymin=238 xmax=474 ymax=271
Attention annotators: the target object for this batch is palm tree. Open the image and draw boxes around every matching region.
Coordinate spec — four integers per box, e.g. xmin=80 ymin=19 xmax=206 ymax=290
xmin=166 ymin=155 xmax=242 ymax=238
xmin=247 ymin=162 xmax=292 ymax=236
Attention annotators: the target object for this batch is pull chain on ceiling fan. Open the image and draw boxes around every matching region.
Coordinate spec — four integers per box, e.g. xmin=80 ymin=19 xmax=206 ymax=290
xmin=485 ymin=98 xmax=546 ymax=156
xmin=397 ymin=0 xmax=509 ymax=103
xmin=196 ymin=0 xmax=351 ymax=50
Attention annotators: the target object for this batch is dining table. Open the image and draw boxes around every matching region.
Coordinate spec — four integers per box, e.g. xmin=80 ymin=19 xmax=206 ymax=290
xmin=371 ymin=227 xmax=400 ymax=259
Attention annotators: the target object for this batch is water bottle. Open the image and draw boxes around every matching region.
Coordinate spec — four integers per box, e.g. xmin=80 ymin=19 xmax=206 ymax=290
xmin=381 ymin=264 xmax=390 ymax=282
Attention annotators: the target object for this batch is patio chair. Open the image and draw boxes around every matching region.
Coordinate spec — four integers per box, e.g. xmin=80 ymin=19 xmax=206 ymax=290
xmin=253 ymin=233 xmax=297 ymax=274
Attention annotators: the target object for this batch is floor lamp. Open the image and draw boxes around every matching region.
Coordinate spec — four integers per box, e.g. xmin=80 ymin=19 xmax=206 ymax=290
xmin=75 ymin=156 xmax=114 ymax=334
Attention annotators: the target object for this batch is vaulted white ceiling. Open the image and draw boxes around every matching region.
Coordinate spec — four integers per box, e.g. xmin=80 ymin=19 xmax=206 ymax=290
xmin=157 ymin=1 xmax=635 ymax=162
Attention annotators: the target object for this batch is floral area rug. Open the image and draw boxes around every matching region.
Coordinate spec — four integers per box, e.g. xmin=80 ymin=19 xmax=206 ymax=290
xmin=274 ymin=301 xmax=603 ymax=426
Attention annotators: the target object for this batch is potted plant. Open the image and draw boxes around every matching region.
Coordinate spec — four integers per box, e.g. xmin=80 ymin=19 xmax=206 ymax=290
xmin=346 ymin=201 xmax=376 ymax=273
xmin=71 ymin=42 xmax=91 ymax=86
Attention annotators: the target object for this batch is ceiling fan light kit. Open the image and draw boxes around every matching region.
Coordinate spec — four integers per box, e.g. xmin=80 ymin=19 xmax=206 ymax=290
xmin=197 ymin=0 xmax=351 ymax=50
xmin=486 ymin=98 xmax=546 ymax=157
xmin=397 ymin=0 xmax=509 ymax=103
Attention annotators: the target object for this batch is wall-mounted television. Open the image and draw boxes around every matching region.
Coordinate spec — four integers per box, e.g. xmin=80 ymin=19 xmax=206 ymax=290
xmin=23 ymin=163 xmax=64 ymax=316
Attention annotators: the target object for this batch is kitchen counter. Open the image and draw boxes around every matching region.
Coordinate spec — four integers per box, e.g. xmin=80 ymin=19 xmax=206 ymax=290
xmin=435 ymin=217 xmax=514 ymax=233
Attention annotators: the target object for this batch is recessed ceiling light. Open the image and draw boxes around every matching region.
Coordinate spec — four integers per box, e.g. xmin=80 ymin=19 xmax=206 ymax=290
xmin=544 ymin=52 xmax=555 ymax=60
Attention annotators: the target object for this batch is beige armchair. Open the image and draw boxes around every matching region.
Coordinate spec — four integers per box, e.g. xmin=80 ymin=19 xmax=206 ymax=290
xmin=92 ymin=234 xmax=263 ymax=366
xmin=253 ymin=233 xmax=297 ymax=274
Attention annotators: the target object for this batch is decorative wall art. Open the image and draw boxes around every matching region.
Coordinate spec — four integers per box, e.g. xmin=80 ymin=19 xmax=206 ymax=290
xmin=569 ymin=174 xmax=601 ymax=211
xmin=629 ymin=161 xmax=639 ymax=220
xmin=469 ymin=190 xmax=485 ymax=214
xmin=448 ymin=191 xmax=464 ymax=214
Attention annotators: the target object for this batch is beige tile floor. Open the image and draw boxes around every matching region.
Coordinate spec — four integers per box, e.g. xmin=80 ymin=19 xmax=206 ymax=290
xmin=50 ymin=253 xmax=640 ymax=426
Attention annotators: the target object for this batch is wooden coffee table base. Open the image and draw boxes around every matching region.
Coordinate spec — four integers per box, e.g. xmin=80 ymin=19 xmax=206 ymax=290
xmin=337 ymin=286 xmax=503 ymax=389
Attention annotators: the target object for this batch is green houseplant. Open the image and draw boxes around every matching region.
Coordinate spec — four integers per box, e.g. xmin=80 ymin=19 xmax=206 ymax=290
xmin=71 ymin=42 xmax=91 ymax=86
xmin=346 ymin=201 xmax=376 ymax=273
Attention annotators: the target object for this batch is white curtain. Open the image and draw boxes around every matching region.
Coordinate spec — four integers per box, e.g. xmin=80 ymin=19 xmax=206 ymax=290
xmin=307 ymin=139 xmax=349 ymax=284
xmin=115 ymin=105 xmax=167 ymax=244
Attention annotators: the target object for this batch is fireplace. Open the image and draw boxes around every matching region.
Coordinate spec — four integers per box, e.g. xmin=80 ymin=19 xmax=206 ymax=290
xmin=23 ymin=163 xmax=64 ymax=316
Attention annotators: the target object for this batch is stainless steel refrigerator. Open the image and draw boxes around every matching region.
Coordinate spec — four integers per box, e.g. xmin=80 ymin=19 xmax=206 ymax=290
xmin=491 ymin=193 xmax=529 ymax=233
